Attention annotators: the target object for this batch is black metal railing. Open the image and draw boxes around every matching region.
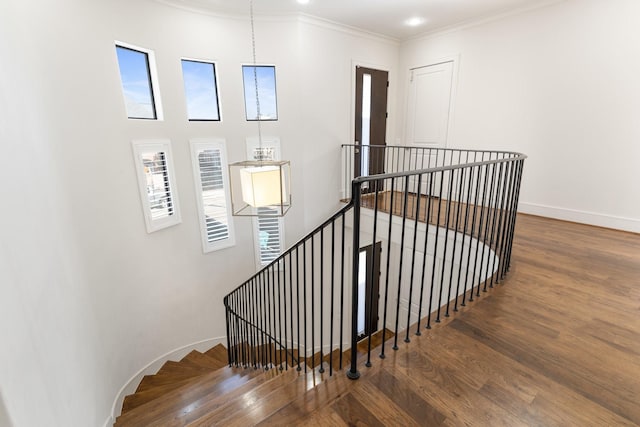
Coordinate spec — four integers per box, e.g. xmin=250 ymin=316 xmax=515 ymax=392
xmin=225 ymin=145 xmax=526 ymax=380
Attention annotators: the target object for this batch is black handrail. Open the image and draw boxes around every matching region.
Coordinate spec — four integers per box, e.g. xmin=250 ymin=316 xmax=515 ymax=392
xmin=225 ymin=145 xmax=526 ymax=380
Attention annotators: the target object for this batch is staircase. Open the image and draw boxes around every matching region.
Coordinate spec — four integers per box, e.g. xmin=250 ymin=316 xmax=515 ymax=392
xmin=114 ymin=146 xmax=526 ymax=425
xmin=114 ymin=332 xmax=392 ymax=426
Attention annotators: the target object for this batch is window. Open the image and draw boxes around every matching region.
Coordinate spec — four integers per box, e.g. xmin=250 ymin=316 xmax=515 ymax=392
xmin=132 ymin=140 xmax=181 ymax=232
xmin=246 ymin=137 xmax=285 ymax=266
xmin=242 ymin=65 xmax=278 ymax=121
xmin=255 ymin=208 xmax=283 ymax=265
xmin=115 ymin=43 xmax=162 ymax=120
xmin=181 ymin=59 xmax=221 ymax=121
xmin=190 ymin=139 xmax=235 ymax=253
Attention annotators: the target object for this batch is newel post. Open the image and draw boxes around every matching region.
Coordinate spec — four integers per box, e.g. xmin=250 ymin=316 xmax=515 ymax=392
xmin=347 ymin=180 xmax=361 ymax=380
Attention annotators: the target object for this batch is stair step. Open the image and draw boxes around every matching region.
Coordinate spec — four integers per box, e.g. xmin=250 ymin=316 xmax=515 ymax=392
xmin=181 ymin=350 xmax=225 ymax=370
xmin=204 ymin=343 xmax=228 ymax=365
xmin=123 ymin=364 xmax=240 ymax=416
xmin=156 ymin=360 xmax=213 ymax=377
xmin=121 ymin=377 xmax=198 ymax=413
xmin=136 ymin=370 xmax=206 ymax=393
xmin=256 ymin=368 xmax=353 ymax=425
xmin=115 ymin=366 xmax=271 ymax=426
xmin=187 ymin=369 xmax=323 ymax=426
xmin=144 ymin=368 xmax=292 ymax=426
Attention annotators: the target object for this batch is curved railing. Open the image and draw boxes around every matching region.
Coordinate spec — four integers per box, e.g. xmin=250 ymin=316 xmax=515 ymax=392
xmin=225 ymin=145 xmax=526 ymax=379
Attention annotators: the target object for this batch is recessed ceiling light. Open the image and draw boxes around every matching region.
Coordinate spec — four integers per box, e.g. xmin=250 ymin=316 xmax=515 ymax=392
xmin=404 ymin=17 xmax=426 ymax=27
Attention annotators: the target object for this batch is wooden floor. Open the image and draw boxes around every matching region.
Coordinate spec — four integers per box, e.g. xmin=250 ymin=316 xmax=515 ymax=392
xmin=360 ymin=190 xmax=501 ymax=241
xmin=116 ymin=214 xmax=640 ymax=426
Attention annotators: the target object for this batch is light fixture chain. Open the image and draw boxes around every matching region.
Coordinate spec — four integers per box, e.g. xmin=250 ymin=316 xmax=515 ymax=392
xmin=250 ymin=0 xmax=263 ymax=155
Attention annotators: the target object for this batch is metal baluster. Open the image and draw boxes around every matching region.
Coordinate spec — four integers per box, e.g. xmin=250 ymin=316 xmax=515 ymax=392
xmin=330 ymin=220 xmax=336 ymax=375
xmin=296 ymin=246 xmax=301 ymax=371
xmin=380 ymin=177 xmax=395 ymax=358
xmin=347 ymin=181 xmax=362 ymax=380
xmin=366 ymin=181 xmax=381 ymax=365
xmin=446 ymin=168 xmax=465 ymax=317
xmin=319 ymin=229 xmax=325 ymax=373
xmin=404 ymin=174 xmax=422 ymax=343
xmin=392 ymin=176 xmax=410 ymax=349
xmin=436 ymin=170 xmax=455 ymax=323
xmin=416 ymin=173 xmax=434 ymax=334
xmin=340 ymin=212 xmax=346 ymax=370
xmin=426 ymin=171 xmax=444 ymax=329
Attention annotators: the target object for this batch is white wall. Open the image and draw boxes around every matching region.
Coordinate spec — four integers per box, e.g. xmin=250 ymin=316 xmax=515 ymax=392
xmin=0 ymin=0 xmax=398 ymax=425
xmin=398 ymin=0 xmax=640 ymax=232
xmin=296 ymin=19 xmax=399 ymax=229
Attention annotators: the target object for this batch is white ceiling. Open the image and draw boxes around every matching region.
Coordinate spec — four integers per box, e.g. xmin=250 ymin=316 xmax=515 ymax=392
xmin=161 ymin=0 xmax=559 ymax=40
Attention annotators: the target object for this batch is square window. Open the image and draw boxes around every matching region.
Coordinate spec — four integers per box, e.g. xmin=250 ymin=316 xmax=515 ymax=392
xmin=115 ymin=43 xmax=162 ymax=120
xmin=181 ymin=59 xmax=221 ymax=121
xmin=242 ymin=65 xmax=278 ymax=121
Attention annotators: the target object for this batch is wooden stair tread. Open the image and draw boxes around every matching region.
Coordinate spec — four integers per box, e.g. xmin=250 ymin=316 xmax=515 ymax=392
xmin=115 ymin=367 xmax=288 ymax=426
xmin=181 ymin=349 xmax=226 ymax=370
xmin=121 ymin=377 xmax=199 ymax=413
xmin=156 ymin=360 xmax=214 ymax=377
xmin=204 ymin=343 xmax=228 ymax=364
xmin=146 ymin=368 xmax=297 ymax=426
xmin=122 ymin=365 xmax=241 ymax=416
xmin=115 ymin=367 xmax=263 ymax=426
xmin=187 ymin=369 xmax=325 ymax=426
xmin=136 ymin=370 xmax=208 ymax=393
xmin=256 ymin=367 xmax=359 ymax=425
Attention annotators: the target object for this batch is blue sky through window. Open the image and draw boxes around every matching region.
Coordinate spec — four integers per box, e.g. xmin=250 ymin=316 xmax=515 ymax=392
xmin=242 ymin=65 xmax=278 ymax=120
xmin=181 ymin=60 xmax=220 ymax=121
xmin=115 ymin=45 xmax=156 ymax=119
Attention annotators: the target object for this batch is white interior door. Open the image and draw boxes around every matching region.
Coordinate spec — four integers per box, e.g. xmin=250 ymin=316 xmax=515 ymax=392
xmin=406 ymin=61 xmax=454 ymax=195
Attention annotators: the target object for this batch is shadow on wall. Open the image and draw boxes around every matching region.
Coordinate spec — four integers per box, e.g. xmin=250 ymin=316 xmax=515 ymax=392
xmin=0 ymin=391 xmax=14 ymax=427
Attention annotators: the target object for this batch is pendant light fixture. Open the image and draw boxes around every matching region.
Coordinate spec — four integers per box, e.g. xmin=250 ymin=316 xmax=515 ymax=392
xmin=229 ymin=0 xmax=291 ymax=217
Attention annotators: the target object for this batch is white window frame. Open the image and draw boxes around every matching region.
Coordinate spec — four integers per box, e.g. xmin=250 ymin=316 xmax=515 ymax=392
xmin=180 ymin=57 xmax=222 ymax=122
xmin=131 ymin=139 xmax=181 ymax=233
xmin=115 ymin=40 xmax=164 ymax=121
xmin=246 ymin=137 xmax=285 ymax=267
xmin=190 ymin=138 xmax=235 ymax=253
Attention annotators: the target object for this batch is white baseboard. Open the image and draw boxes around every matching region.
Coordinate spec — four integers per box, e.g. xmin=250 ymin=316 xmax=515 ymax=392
xmin=518 ymin=202 xmax=640 ymax=233
xmin=108 ymin=336 xmax=227 ymax=424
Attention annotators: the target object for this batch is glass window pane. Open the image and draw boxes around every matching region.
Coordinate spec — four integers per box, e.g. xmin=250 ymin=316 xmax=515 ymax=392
xmin=141 ymin=151 xmax=173 ymax=220
xmin=115 ymin=45 xmax=156 ymax=119
xmin=198 ymin=149 xmax=229 ymax=242
xmin=242 ymin=65 xmax=278 ymax=121
xmin=181 ymin=60 xmax=220 ymax=121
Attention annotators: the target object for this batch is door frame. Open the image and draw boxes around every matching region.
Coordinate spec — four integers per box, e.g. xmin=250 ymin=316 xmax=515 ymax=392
xmin=402 ymin=55 xmax=460 ymax=151
xmin=357 ymin=241 xmax=382 ymax=340
xmin=344 ymin=60 xmax=393 ymax=200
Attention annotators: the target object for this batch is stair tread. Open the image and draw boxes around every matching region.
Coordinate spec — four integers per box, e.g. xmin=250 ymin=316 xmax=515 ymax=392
xmin=144 ymin=368 xmax=295 ymax=426
xmin=181 ymin=350 xmax=226 ymax=370
xmin=122 ymin=377 xmax=198 ymax=413
xmin=187 ymin=369 xmax=325 ymax=426
xmin=136 ymin=370 xmax=211 ymax=393
xmin=156 ymin=360 xmax=214 ymax=377
xmin=255 ymin=368 xmax=355 ymax=425
xmin=204 ymin=344 xmax=228 ymax=364
xmin=115 ymin=366 xmax=282 ymax=426
xmin=122 ymin=364 xmax=241 ymax=416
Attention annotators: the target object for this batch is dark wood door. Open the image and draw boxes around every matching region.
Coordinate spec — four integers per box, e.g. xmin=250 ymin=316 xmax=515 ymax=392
xmin=354 ymin=66 xmax=388 ymax=189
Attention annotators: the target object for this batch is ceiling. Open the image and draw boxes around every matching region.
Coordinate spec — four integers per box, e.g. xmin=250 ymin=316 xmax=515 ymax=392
xmin=161 ymin=0 xmax=559 ymax=40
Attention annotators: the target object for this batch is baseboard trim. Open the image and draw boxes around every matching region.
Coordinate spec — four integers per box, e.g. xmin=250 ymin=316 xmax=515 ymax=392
xmin=519 ymin=202 xmax=640 ymax=233
xmin=108 ymin=336 xmax=227 ymax=424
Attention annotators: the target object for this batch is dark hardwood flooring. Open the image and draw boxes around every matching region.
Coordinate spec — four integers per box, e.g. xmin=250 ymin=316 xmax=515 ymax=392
xmin=116 ymin=214 xmax=640 ymax=426
xmin=263 ymin=214 xmax=640 ymax=426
